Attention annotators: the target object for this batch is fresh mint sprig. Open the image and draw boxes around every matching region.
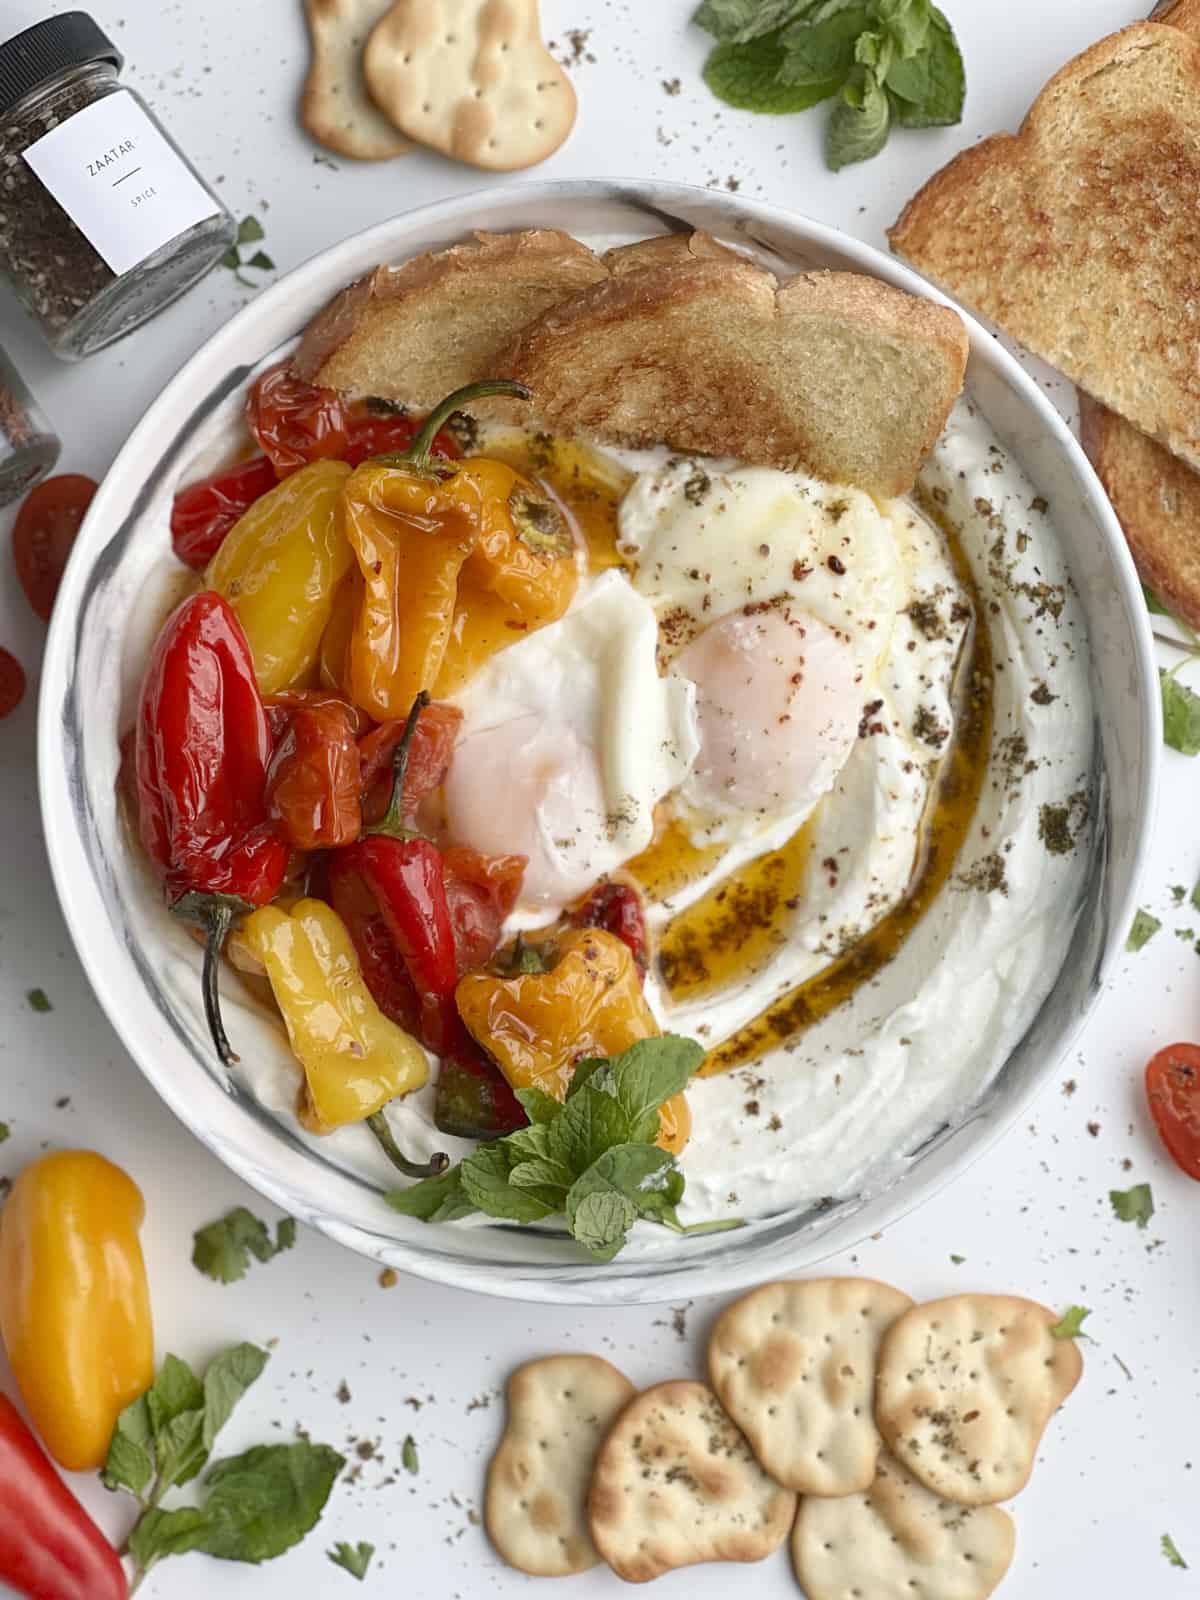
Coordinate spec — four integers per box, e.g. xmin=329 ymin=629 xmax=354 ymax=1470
xmin=694 ymin=0 xmax=965 ymax=170
xmin=387 ymin=1036 xmax=741 ymax=1261
xmin=1143 ymin=585 xmax=1200 ymax=756
xmin=102 ymin=1345 xmax=344 ymax=1593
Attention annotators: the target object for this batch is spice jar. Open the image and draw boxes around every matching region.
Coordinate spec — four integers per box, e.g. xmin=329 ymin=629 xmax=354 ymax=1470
xmin=0 ymin=346 xmax=59 ymax=506
xmin=0 ymin=12 xmax=237 ymax=360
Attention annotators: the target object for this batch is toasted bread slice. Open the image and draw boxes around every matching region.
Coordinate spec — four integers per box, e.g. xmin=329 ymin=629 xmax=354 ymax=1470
xmin=601 ymin=231 xmax=746 ymax=275
xmin=890 ymin=21 xmax=1200 ymax=474
xmin=1080 ymin=392 xmax=1200 ymax=629
xmin=292 ymin=229 xmax=607 ymax=402
xmin=487 ymin=260 xmax=967 ymax=497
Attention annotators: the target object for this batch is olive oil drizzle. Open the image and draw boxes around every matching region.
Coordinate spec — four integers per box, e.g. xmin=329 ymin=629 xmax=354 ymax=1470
xmin=650 ymin=491 xmax=993 ymax=1077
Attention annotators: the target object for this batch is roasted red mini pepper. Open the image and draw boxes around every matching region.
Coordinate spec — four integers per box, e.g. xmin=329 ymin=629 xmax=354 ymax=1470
xmin=170 ymin=453 xmax=277 ymax=569
xmin=135 ymin=591 xmax=289 ymax=1064
xmin=571 ymin=881 xmax=649 ymax=975
xmin=0 ymin=1393 xmax=128 ymax=1600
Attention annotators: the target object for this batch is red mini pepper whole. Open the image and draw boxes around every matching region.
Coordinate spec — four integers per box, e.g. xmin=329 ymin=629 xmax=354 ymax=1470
xmin=135 ymin=590 xmax=289 ymax=1062
xmin=341 ymin=403 xmax=461 ymax=469
xmin=326 ymin=852 xmax=422 ymax=1038
xmin=0 ymin=1393 xmax=128 ymax=1600
xmin=169 ymin=453 xmax=277 ymax=570
xmin=353 ymin=834 xmax=460 ymax=1057
xmin=572 ymin=880 xmax=649 ymax=976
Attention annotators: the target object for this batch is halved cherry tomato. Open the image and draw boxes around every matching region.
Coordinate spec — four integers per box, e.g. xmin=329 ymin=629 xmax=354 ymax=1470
xmin=12 ymin=474 xmax=97 ymax=621
xmin=0 ymin=648 xmax=26 ymax=717
xmin=265 ymin=695 xmax=363 ymax=851
xmin=359 ymin=701 xmax=463 ymax=826
xmin=1145 ymin=1043 xmax=1200 ymax=1180
xmin=246 ymin=362 xmax=349 ymax=477
xmin=170 ymin=453 xmax=277 ymax=569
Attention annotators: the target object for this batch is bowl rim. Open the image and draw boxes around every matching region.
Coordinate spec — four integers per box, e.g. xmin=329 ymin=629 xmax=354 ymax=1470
xmin=38 ymin=177 xmax=1161 ymax=1305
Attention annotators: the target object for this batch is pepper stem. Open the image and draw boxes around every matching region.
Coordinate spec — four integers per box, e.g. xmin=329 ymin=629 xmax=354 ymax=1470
xmin=171 ymin=890 xmax=253 ymax=1066
xmin=406 ymin=379 xmax=531 ymax=472
xmin=367 ymin=1111 xmax=449 ymax=1179
xmin=364 ymin=689 xmax=429 ymax=840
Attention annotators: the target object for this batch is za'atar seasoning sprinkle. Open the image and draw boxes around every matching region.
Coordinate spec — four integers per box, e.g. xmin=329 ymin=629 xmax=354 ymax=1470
xmin=0 ymin=12 xmax=236 ymax=359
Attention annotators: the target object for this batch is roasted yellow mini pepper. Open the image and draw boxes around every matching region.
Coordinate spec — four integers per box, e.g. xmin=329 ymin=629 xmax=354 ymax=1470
xmin=208 ymin=457 xmax=353 ymax=694
xmin=0 ymin=1150 xmax=154 ymax=1472
xmin=456 ymin=927 xmax=691 ymax=1154
xmin=342 ymin=380 xmax=577 ymax=719
xmin=240 ymin=896 xmax=429 ymax=1135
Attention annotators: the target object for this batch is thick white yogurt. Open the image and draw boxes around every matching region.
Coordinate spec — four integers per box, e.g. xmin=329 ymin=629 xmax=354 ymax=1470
xmin=149 ymin=396 xmax=1093 ymax=1232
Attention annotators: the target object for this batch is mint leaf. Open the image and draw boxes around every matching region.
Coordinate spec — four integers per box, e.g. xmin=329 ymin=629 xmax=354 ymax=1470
xmin=1143 ymin=583 xmax=1172 ymax=618
xmin=246 ymin=250 xmax=275 ymax=271
xmin=192 ymin=1208 xmax=295 ymax=1283
xmin=237 ymin=215 xmax=265 ymax=244
xmin=202 ymin=1344 xmax=270 ymax=1455
xmin=704 ymin=33 xmax=844 ymax=116
xmin=330 ymin=1540 xmax=374 ymax=1580
xmin=887 ymin=7 xmax=964 ymax=126
xmin=547 ymin=1082 xmax=634 ymax=1175
xmin=779 ymin=5 xmax=870 ymax=88
xmin=703 ymin=33 xmax=838 ymax=113
xmin=178 ymin=1441 xmax=344 ymax=1564
xmin=508 ymin=1157 xmax=575 ymax=1197
xmin=854 ymin=27 xmax=894 ymax=79
xmin=220 ymin=247 xmax=241 ymax=270
xmin=145 ymin=1355 xmax=204 ymax=1437
xmin=128 ymin=1506 xmax=211 ymax=1568
xmin=827 ymin=66 xmax=891 ymax=168
xmin=694 ymin=0 xmax=812 ymax=42
xmin=1126 ymin=909 xmax=1161 ymax=952
xmin=566 ymin=1144 xmax=676 ymax=1235
xmin=102 ymin=1400 xmax=155 ymax=1496
xmin=1049 ymin=1306 xmax=1090 ymax=1339
xmin=1110 ymin=1182 xmax=1154 ymax=1229
xmin=515 ymin=1086 xmax=561 ymax=1125
xmin=385 ymin=1166 xmax=476 ymax=1222
xmin=1161 ymin=669 xmax=1200 ymax=756
xmin=460 ymin=1143 xmax=555 ymax=1222
xmin=1162 ymin=1534 xmax=1189 ymax=1570
xmin=569 ymin=1190 xmax=637 ymax=1260
xmin=605 ymin=1036 xmax=704 ymax=1142
xmin=876 ymin=0 xmax=931 ymax=57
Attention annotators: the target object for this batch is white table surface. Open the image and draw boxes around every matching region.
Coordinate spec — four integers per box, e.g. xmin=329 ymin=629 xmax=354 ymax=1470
xmin=1 ymin=1 xmax=1196 ymax=1596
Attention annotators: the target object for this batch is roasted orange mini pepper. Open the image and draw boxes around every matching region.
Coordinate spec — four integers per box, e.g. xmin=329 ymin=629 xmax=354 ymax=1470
xmin=0 ymin=1151 xmax=154 ymax=1472
xmin=455 ymin=927 xmax=691 ymax=1153
xmin=342 ymin=381 xmax=577 ymax=719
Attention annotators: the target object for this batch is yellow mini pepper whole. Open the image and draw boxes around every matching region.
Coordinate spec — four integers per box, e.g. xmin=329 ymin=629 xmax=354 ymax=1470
xmin=0 ymin=1150 xmax=154 ymax=1472
xmin=241 ymin=897 xmax=429 ymax=1133
xmin=207 ymin=458 xmax=353 ymax=694
xmin=456 ymin=928 xmax=691 ymax=1154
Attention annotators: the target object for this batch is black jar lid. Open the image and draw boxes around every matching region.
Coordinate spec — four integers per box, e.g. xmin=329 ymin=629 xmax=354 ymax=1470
xmin=0 ymin=12 xmax=122 ymax=119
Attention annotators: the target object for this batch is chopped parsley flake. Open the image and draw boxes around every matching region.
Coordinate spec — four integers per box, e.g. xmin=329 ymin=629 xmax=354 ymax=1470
xmin=1126 ymin=910 xmax=1161 ymax=952
xmin=401 ymin=1435 xmax=419 ymax=1475
xmin=1162 ymin=1534 xmax=1188 ymax=1569
xmin=328 ymin=1541 xmax=374 ymax=1581
xmin=1109 ymin=1183 xmax=1154 ymax=1229
xmin=1049 ymin=1306 xmax=1090 ymax=1339
xmin=26 ymin=988 xmax=52 ymax=1012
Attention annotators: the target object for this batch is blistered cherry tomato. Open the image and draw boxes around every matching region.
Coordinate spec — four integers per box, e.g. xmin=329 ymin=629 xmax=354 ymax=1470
xmin=170 ymin=453 xmax=277 ymax=569
xmin=0 ymin=648 xmax=26 ymax=717
xmin=12 ymin=474 xmax=97 ymax=621
xmin=246 ymin=362 xmax=349 ymax=477
xmin=265 ymin=696 xmax=363 ymax=851
xmin=341 ymin=405 xmax=460 ymax=468
xmin=1145 ymin=1042 xmax=1200 ymax=1181
xmin=359 ymin=701 xmax=463 ymax=826
xmin=442 ymin=846 xmax=526 ymax=974
xmin=572 ymin=880 xmax=649 ymax=974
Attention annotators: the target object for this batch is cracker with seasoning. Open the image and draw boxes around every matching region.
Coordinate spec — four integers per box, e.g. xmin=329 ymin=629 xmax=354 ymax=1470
xmin=874 ymin=1294 xmax=1084 ymax=1506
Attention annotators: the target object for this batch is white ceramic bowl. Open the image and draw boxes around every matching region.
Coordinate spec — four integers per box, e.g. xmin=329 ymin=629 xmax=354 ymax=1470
xmin=39 ymin=180 xmax=1158 ymax=1305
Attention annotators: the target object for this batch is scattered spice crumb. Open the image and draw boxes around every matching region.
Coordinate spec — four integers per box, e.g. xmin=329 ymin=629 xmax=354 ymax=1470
xmin=662 ymin=76 xmax=681 ymax=95
xmin=336 ymin=1380 xmax=351 ymax=1405
xmin=1062 ymin=1079 xmax=1077 ymax=1097
xmin=1087 ymin=1121 xmax=1101 ymax=1137
xmin=378 ymin=1268 xmax=398 ymax=1289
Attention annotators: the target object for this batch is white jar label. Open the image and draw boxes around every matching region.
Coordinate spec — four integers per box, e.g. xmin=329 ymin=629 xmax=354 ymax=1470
xmin=22 ymin=91 xmax=219 ymax=278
